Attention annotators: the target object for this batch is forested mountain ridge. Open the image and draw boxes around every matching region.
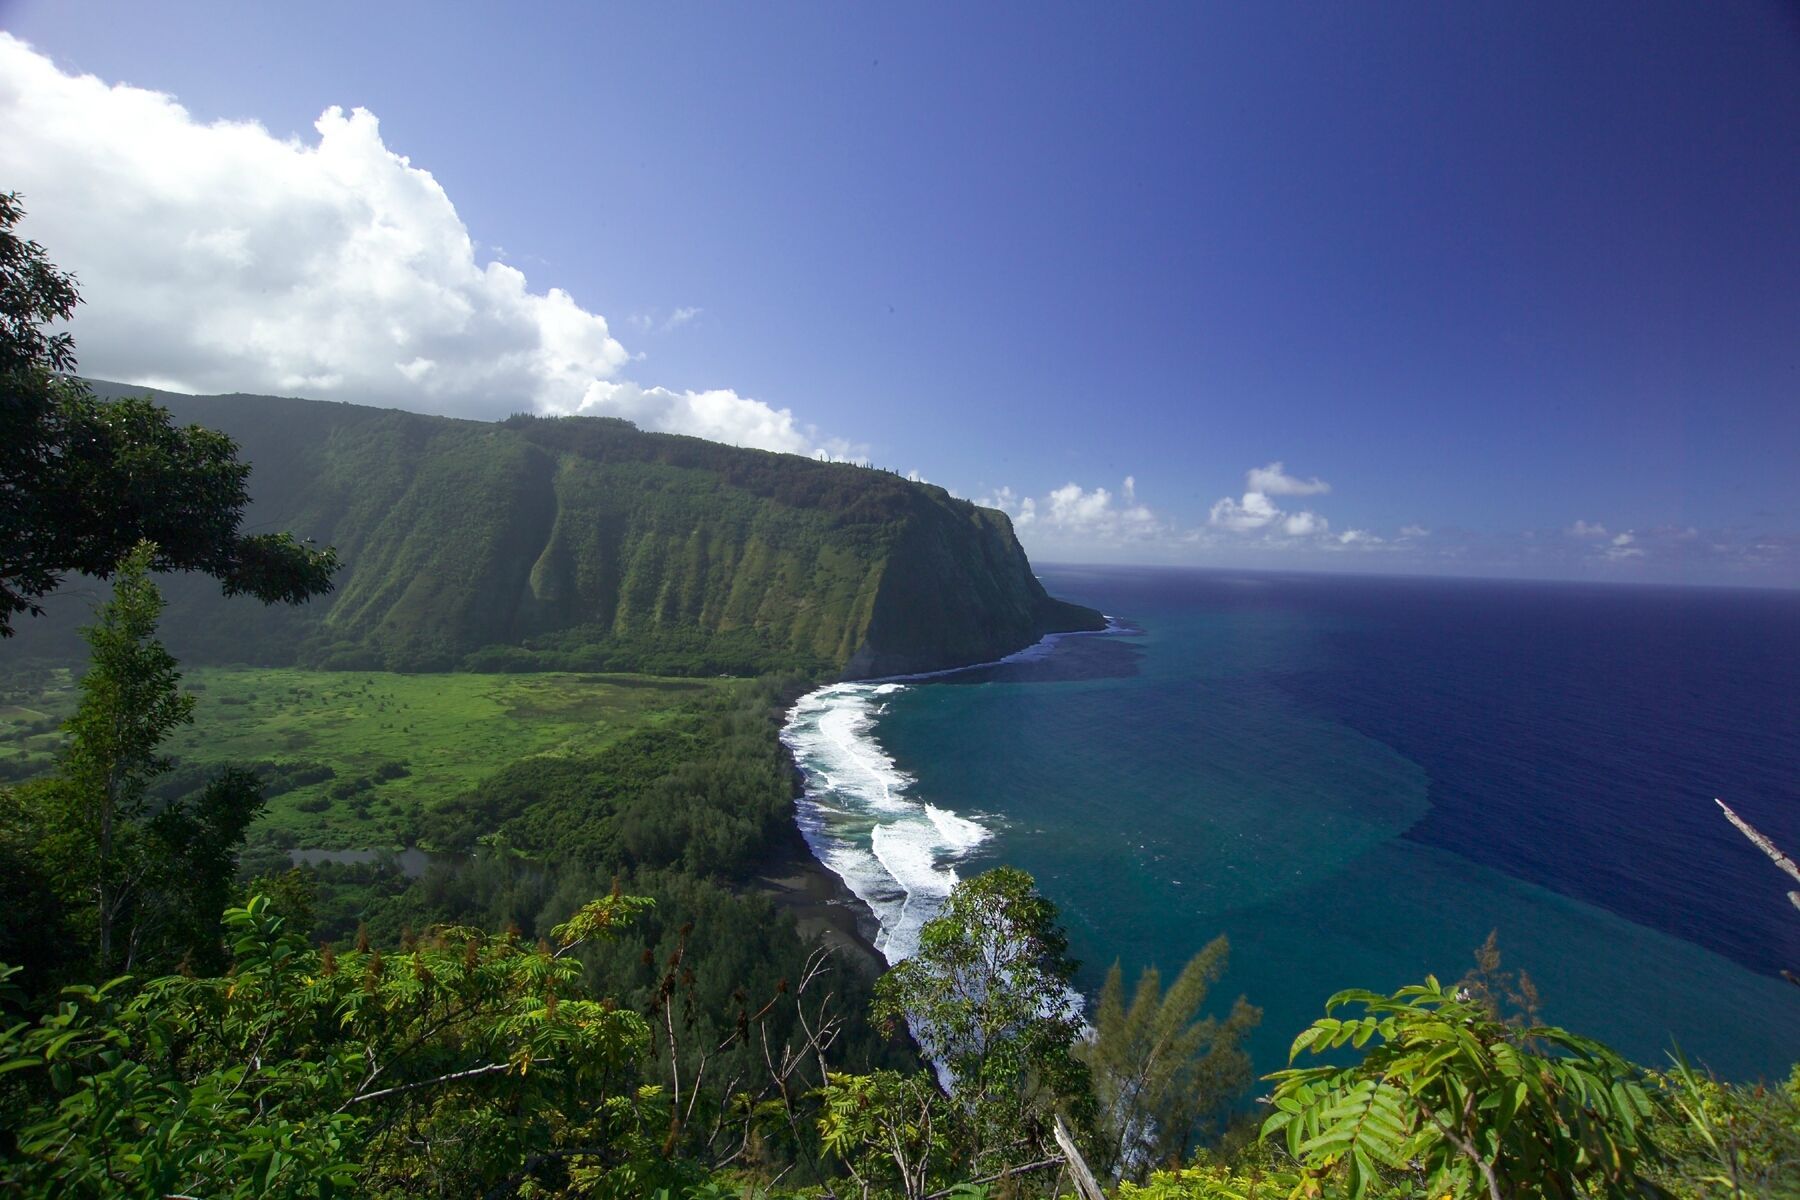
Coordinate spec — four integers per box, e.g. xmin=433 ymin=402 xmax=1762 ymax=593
xmin=25 ymin=383 xmax=1102 ymax=675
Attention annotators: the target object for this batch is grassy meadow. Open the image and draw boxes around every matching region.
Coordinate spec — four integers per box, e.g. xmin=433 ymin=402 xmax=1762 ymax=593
xmin=0 ymin=665 xmax=722 ymax=850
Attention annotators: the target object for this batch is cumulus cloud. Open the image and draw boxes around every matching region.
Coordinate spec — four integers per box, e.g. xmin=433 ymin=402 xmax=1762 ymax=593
xmin=980 ymin=478 xmax=1159 ymax=543
xmin=1282 ymin=511 xmax=1329 ymax=537
xmin=1208 ymin=490 xmax=1282 ymax=532
xmin=568 ymin=380 xmax=861 ymax=458
xmin=1593 ymin=529 xmax=1645 ymax=561
xmin=0 ymin=35 xmax=851 ymax=456
xmin=1246 ymin=461 xmax=1331 ymax=496
xmin=1207 ymin=461 xmax=1341 ymax=545
xmin=1567 ymin=520 xmax=1610 ymax=539
xmin=1200 ymin=461 xmax=1406 ymax=557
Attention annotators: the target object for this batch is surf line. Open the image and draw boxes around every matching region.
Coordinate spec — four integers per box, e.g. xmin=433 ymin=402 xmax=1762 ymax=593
xmin=779 ymin=619 xmax=1123 ymax=965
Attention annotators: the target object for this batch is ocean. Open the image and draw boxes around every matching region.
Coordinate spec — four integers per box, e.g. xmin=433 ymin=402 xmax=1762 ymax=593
xmin=781 ymin=565 xmax=1800 ymax=1082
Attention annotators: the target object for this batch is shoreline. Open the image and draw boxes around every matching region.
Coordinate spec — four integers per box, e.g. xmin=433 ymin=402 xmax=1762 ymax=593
xmin=756 ymin=619 xmax=1120 ymax=975
xmin=755 ymin=811 xmax=888 ymax=978
xmin=754 ymin=678 xmax=890 ymax=978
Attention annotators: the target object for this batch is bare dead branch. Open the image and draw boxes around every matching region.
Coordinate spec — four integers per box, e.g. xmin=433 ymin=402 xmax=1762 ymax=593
xmin=1717 ymin=799 xmax=1800 ymax=886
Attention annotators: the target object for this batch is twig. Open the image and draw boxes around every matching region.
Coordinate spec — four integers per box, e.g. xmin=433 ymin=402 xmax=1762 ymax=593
xmin=350 ymin=1060 xmax=513 ymax=1105
xmin=921 ymin=1155 xmax=1066 ymax=1199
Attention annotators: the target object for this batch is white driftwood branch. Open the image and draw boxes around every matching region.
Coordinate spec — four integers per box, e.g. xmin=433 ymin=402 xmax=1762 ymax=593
xmin=1053 ymin=1113 xmax=1106 ymax=1200
xmin=1717 ymin=798 xmax=1800 ymax=886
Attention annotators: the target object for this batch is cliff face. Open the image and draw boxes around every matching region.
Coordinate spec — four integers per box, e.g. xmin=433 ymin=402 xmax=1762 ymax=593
xmin=53 ymin=385 xmax=1101 ymax=676
xmin=844 ymin=505 xmax=1101 ymax=677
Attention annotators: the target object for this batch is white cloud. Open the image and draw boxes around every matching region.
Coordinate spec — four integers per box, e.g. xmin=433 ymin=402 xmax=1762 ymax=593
xmin=1595 ymin=529 xmax=1646 ymax=561
xmin=1208 ymin=490 xmax=1282 ymax=532
xmin=976 ymin=486 xmax=1037 ymax=527
xmin=1567 ymin=520 xmax=1610 ymax=539
xmin=629 ymin=306 xmax=703 ymax=335
xmin=980 ymin=478 xmax=1159 ymax=544
xmin=1202 ymin=461 xmax=1403 ymax=555
xmin=1046 ymin=483 xmax=1114 ymax=528
xmin=1246 ymin=461 xmax=1330 ymax=496
xmin=571 ymin=380 xmax=861 ymax=458
xmin=1208 ymin=461 xmax=1350 ymax=545
xmin=0 ymin=35 xmax=848 ymax=456
xmin=976 ymin=485 xmax=1015 ymax=509
xmin=1282 ymin=511 xmax=1329 ymax=537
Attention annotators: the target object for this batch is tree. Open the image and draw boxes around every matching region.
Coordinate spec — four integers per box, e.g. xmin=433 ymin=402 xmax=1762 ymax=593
xmin=818 ymin=1070 xmax=951 ymax=1200
xmin=6 ymin=543 xmax=264 ymax=979
xmin=1082 ymin=936 xmax=1262 ymax=1180
xmin=872 ymin=866 xmax=1092 ymax=1174
xmin=0 ymin=893 xmax=661 ymax=1198
xmin=0 ymin=191 xmax=337 ymax=636
xmin=1262 ymin=976 xmax=1664 ymax=1200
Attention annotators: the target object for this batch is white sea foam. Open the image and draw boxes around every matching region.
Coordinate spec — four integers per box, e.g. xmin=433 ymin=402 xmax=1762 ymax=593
xmin=782 ymin=682 xmax=993 ymax=962
xmin=780 ymin=621 xmax=1126 ymax=966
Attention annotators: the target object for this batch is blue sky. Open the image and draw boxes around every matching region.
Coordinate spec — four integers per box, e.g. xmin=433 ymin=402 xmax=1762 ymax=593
xmin=3 ymin=2 xmax=1796 ymax=583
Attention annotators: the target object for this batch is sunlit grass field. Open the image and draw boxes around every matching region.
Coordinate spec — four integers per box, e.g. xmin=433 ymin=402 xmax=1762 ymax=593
xmin=0 ymin=666 xmax=721 ymax=850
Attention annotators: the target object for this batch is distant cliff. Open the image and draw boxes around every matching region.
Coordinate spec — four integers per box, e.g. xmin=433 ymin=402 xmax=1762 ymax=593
xmin=29 ymin=384 xmax=1101 ymax=677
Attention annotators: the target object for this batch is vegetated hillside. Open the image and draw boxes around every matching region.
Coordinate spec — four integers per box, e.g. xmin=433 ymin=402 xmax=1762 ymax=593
xmin=23 ymin=383 xmax=1102 ymax=675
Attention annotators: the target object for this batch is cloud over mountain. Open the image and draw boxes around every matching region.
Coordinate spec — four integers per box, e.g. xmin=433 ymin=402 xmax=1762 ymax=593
xmin=0 ymin=35 xmax=850 ymax=457
xmin=978 ymin=478 xmax=1160 ymax=545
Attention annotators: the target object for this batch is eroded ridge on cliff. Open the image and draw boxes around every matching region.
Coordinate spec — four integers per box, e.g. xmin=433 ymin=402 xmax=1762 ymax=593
xmin=20 ymin=384 xmax=1101 ymax=675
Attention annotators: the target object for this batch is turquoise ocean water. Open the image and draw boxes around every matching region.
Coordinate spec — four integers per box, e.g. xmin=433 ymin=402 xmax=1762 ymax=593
xmin=783 ymin=566 xmax=1799 ymax=1082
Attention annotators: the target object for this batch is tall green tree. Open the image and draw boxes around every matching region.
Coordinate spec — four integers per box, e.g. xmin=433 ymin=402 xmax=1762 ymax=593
xmin=872 ymin=866 xmax=1092 ymax=1174
xmin=56 ymin=541 xmax=194 ymax=972
xmin=5 ymin=543 xmax=264 ymax=979
xmin=0 ymin=191 xmax=337 ymax=636
xmin=1082 ymin=936 xmax=1262 ymax=1180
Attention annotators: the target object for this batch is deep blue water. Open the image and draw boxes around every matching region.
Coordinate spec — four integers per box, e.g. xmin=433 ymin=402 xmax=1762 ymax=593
xmin=788 ymin=565 xmax=1800 ymax=1081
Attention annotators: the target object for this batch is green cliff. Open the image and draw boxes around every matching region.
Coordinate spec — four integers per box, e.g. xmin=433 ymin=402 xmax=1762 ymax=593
xmin=46 ymin=384 xmax=1102 ymax=676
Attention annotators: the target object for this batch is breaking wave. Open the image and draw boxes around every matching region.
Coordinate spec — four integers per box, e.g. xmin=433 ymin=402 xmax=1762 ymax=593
xmin=782 ymin=682 xmax=987 ymax=962
xmin=781 ymin=622 xmax=1121 ymax=963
